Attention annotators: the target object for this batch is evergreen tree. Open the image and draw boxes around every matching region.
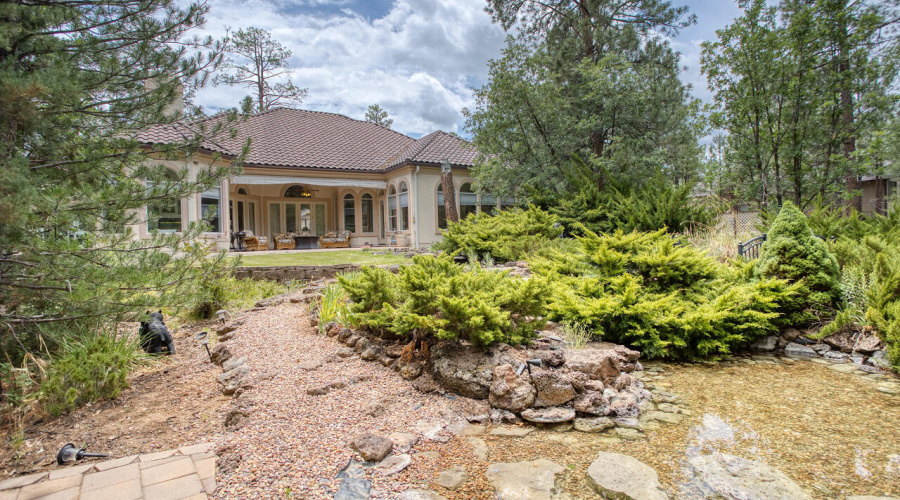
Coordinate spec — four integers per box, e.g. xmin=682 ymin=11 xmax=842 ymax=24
xmin=0 ymin=1 xmax=249 ymax=367
xmin=756 ymin=201 xmax=841 ymax=315
xmin=217 ymin=26 xmax=308 ymax=113
xmin=364 ymin=104 xmax=393 ymax=129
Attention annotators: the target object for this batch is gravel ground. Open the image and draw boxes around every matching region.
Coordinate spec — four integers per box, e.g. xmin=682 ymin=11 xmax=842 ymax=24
xmin=212 ymin=301 xmax=494 ymax=500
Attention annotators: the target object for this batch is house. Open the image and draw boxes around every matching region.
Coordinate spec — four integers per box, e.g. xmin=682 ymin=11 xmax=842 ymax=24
xmin=134 ymin=108 xmax=512 ymax=250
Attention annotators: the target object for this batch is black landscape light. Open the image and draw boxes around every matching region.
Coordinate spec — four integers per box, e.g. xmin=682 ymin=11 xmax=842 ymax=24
xmin=215 ymin=309 xmax=230 ymax=324
xmin=56 ymin=444 xmax=109 ymax=465
xmin=196 ymin=331 xmax=211 ymax=360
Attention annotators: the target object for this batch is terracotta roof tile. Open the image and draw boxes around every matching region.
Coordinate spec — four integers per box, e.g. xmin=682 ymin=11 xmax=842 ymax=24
xmin=134 ymin=108 xmax=476 ymax=171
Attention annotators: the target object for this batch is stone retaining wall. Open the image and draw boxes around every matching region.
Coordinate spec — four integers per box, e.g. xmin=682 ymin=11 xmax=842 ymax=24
xmin=233 ymin=264 xmax=362 ymax=281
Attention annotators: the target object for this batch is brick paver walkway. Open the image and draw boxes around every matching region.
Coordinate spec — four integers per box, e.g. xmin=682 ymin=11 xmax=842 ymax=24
xmin=0 ymin=442 xmax=216 ymax=500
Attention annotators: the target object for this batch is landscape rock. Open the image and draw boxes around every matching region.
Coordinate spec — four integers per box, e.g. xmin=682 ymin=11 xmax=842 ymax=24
xmin=784 ymin=342 xmax=818 ymax=358
xmin=333 ymin=477 xmax=371 ymax=500
xmin=566 ymin=371 xmax=591 ymax=393
xmin=690 ymin=453 xmax=813 ymax=500
xmin=489 ymin=364 xmax=536 ymax=412
xmin=489 ymin=426 xmax=534 ymax=437
xmin=486 ymin=459 xmax=566 ymax=500
xmin=750 ymin=335 xmax=778 ymax=352
xmin=389 ymin=433 xmax=419 ymax=453
xmin=587 ymin=451 xmax=669 ymax=500
xmin=490 ymin=409 xmax=518 ymax=424
xmin=217 ymin=452 xmax=242 ymax=475
xmin=349 ymin=432 xmax=394 ymax=462
xmin=396 ymin=490 xmax=448 ymax=500
xmin=468 ymin=437 xmax=490 ymax=461
xmin=224 ymin=408 xmax=250 ymax=430
xmin=374 ymin=454 xmax=412 ymax=476
xmin=399 ymin=362 xmax=423 ymax=380
xmin=298 ymin=360 xmax=323 ymax=371
xmin=609 ymin=392 xmax=640 ymax=417
xmin=384 ymin=344 xmax=404 ymax=358
xmin=614 ymin=345 xmax=641 ymax=363
xmin=415 ymin=419 xmax=450 ymax=442
xmin=434 ymin=466 xmax=469 ymax=490
xmin=336 ymin=346 xmax=355 ymax=358
xmin=431 ymin=343 xmax=522 ymax=399
xmin=811 ymin=343 xmax=832 ymax=354
xmin=354 ymin=337 xmax=371 ymax=353
xmin=222 ymin=356 xmax=246 ymax=372
xmin=531 ymin=369 xmax=576 ymax=407
xmin=306 ymin=384 xmax=330 ymax=396
xmin=521 ymin=407 xmax=576 ymax=424
xmin=823 ymin=351 xmax=850 ymax=363
xmin=337 ymin=328 xmax=354 ymax=342
xmin=565 ymin=349 xmax=621 ymax=384
xmin=532 ymin=349 xmax=566 ymax=367
xmin=209 ymin=343 xmax=232 ymax=366
xmin=573 ymin=391 xmax=610 ymax=416
xmin=574 ymin=417 xmax=615 ymax=433
xmin=868 ymin=350 xmax=890 ymax=369
xmin=364 ymin=397 xmax=395 ymax=418
xmin=360 ymin=345 xmax=382 ymax=361
xmin=614 ymin=373 xmax=635 ymax=391
xmin=411 ymin=373 xmax=442 ymax=393
xmin=345 ymin=334 xmax=361 ymax=348
xmin=217 ymin=365 xmax=251 ymax=395
xmin=782 ymin=328 xmax=804 ymax=341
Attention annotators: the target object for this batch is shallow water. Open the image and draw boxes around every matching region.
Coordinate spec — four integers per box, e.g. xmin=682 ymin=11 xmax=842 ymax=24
xmin=483 ymin=356 xmax=900 ymax=499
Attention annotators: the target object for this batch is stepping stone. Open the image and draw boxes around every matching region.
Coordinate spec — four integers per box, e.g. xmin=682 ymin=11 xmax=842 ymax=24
xmin=434 ymin=466 xmax=468 ymax=490
xmin=396 ymin=489 xmax=449 ymax=500
xmin=690 ymin=452 xmax=813 ymax=500
xmin=486 ymin=459 xmax=565 ymax=500
xmin=489 ymin=426 xmax=534 ymax=437
xmin=587 ymin=452 xmax=668 ymax=500
xmin=374 ymin=454 xmax=411 ymax=476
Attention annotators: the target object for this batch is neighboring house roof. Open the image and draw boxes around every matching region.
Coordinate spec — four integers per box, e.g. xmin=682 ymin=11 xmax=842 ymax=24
xmin=135 ymin=108 xmax=477 ymax=172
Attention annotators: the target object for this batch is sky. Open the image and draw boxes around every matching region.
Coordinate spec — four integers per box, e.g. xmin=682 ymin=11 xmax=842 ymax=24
xmin=190 ymin=0 xmax=745 ymax=138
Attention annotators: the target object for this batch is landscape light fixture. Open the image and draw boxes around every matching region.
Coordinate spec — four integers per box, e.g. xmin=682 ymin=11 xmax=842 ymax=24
xmin=215 ymin=309 xmax=230 ymax=324
xmin=56 ymin=444 xmax=109 ymax=465
xmin=196 ymin=331 xmax=211 ymax=360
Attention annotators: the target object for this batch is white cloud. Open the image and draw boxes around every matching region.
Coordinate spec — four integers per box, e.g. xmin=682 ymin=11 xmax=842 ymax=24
xmin=190 ymin=0 xmax=507 ymax=137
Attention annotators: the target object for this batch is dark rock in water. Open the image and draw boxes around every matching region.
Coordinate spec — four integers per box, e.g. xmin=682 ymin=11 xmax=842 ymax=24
xmin=489 ymin=364 xmax=536 ymax=412
xmin=868 ymin=350 xmax=890 ymax=369
xmin=850 ymin=355 xmax=866 ymax=365
xmin=521 ymin=407 xmax=576 ymax=423
xmin=430 ymin=343 xmax=521 ymax=399
xmin=793 ymin=336 xmax=816 ymax=346
xmin=784 ymin=342 xmax=818 ymax=358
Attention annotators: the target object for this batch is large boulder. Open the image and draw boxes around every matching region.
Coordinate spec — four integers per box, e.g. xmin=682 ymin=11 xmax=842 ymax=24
xmin=531 ymin=369 xmax=576 ymax=407
xmin=587 ymin=452 xmax=669 ymax=500
xmin=565 ymin=349 xmax=622 ymax=384
xmin=489 ymin=364 xmax=536 ymax=412
xmin=689 ymin=453 xmax=813 ymax=500
xmin=431 ymin=343 xmax=521 ymax=399
xmin=486 ymin=459 xmax=567 ymax=500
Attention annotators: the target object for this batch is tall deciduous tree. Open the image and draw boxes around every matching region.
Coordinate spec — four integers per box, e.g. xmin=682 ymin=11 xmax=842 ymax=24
xmin=217 ymin=26 xmax=308 ymax=113
xmin=0 ymin=1 xmax=248 ymax=365
xmin=467 ymin=0 xmax=702 ymax=197
xmin=364 ymin=104 xmax=393 ymax=129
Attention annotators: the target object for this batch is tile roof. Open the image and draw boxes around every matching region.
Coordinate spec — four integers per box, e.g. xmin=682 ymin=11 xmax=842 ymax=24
xmin=134 ymin=108 xmax=476 ymax=171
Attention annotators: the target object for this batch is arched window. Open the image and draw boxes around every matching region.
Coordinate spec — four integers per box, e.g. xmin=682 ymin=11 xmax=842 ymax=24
xmin=237 ymin=187 xmax=248 ymax=195
xmin=437 ymin=185 xmax=447 ymax=229
xmin=480 ymin=192 xmax=497 ymax=214
xmin=148 ymin=169 xmax=182 ymax=233
xmin=388 ymin=186 xmax=398 ymax=231
xmin=399 ymin=182 xmax=409 ymax=231
xmin=343 ymin=193 xmax=356 ymax=233
xmin=285 ymin=184 xmax=311 ymax=198
xmin=361 ymin=193 xmax=374 ymax=233
xmin=459 ymin=183 xmax=477 ymax=219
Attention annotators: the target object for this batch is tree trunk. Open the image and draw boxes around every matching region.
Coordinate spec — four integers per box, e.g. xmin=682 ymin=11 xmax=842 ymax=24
xmin=441 ymin=170 xmax=459 ymax=223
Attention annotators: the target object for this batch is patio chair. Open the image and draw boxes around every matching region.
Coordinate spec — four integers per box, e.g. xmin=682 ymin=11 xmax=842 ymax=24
xmin=242 ymin=230 xmax=268 ymax=251
xmin=274 ymin=232 xmax=295 ymax=250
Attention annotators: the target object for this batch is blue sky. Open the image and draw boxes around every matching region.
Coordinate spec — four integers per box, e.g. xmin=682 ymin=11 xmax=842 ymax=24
xmin=191 ymin=0 xmax=745 ymax=138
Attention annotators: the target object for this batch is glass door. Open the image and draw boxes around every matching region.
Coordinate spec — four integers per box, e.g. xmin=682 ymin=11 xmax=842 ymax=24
xmin=314 ymin=203 xmax=326 ymax=235
xmin=269 ymin=202 xmax=281 ymax=237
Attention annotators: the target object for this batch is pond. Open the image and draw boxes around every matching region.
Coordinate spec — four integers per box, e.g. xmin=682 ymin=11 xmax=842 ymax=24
xmin=482 ymin=355 xmax=900 ymax=499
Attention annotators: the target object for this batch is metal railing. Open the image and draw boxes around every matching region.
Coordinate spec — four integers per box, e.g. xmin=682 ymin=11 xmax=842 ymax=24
xmin=738 ymin=233 xmax=835 ymax=259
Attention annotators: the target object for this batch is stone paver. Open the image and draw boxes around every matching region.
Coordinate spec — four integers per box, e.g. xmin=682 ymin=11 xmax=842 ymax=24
xmin=0 ymin=442 xmax=216 ymax=500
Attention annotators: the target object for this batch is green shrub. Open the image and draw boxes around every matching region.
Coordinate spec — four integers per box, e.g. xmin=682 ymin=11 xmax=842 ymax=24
xmin=536 ymin=228 xmax=799 ymax=359
xmin=434 ymin=204 xmax=563 ymax=262
xmin=755 ymin=201 xmax=841 ymax=318
xmin=338 ymin=255 xmax=547 ymax=348
xmin=39 ymin=325 xmax=145 ymax=416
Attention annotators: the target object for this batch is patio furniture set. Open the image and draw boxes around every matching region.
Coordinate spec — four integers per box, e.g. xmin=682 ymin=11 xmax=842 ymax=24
xmin=233 ymin=230 xmax=351 ymax=251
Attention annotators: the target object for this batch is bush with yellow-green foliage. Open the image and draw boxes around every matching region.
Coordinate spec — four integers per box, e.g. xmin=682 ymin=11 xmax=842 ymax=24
xmin=534 ymin=228 xmax=800 ymax=359
xmin=434 ymin=204 xmax=562 ymax=262
xmin=338 ymin=255 xmax=547 ymax=348
xmin=755 ymin=201 xmax=841 ymax=320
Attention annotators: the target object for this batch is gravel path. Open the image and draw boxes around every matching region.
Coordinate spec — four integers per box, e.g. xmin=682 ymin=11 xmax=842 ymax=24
xmin=211 ymin=301 xmax=493 ymax=499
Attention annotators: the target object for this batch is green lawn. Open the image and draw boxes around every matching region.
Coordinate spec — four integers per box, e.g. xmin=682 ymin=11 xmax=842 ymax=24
xmin=233 ymin=249 xmax=411 ymax=267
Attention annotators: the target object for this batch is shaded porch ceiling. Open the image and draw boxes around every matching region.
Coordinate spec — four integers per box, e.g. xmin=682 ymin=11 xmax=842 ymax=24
xmin=231 ymin=175 xmax=386 ymax=190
